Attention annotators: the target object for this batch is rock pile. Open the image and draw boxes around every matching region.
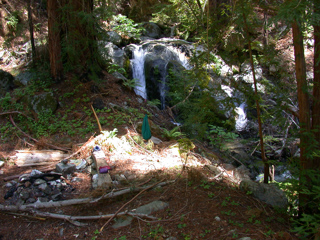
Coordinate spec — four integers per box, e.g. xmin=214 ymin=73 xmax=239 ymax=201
xmin=4 ymin=170 xmax=74 ymax=205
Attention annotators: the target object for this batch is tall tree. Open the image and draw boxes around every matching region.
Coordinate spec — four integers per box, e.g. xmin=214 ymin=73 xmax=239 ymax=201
xmin=47 ymin=0 xmax=63 ymax=82
xmin=47 ymin=0 xmax=101 ymax=82
xmin=27 ymin=0 xmax=36 ymax=64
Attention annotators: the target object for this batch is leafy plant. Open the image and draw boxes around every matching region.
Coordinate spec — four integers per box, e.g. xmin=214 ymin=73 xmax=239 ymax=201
xmin=110 ymin=14 xmax=143 ymax=40
xmin=5 ymin=11 xmax=21 ymax=33
xmin=208 ymin=124 xmax=238 ymax=150
xmin=122 ymin=78 xmax=140 ymax=90
xmin=163 ymin=126 xmax=185 ymax=140
xmin=147 ymin=99 xmax=161 ymax=108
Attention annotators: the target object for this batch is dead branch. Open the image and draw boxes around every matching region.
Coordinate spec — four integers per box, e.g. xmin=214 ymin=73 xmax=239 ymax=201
xmin=21 ymin=209 xmax=157 ymax=226
xmin=99 ymin=179 xmax=165 ymax=232
xmin=9 ymin=115 xmax=69 ymax=152
xmin=0 ymin=180 xmax=174 ymax=212
xmin=91 ymin=105 xmax=102 ymax=134
xmin=0 ymin=111 xmax=34 ymax=120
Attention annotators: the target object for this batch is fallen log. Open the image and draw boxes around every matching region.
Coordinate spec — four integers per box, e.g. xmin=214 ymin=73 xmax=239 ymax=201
xmin=0 ymin=180 xmax=174 ymax=211
xmin=12 ymin=150 xmax=70 ymax=167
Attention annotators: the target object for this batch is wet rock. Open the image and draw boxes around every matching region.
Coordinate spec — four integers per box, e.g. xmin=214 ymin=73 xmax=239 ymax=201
xmin=105 ymin=31 xmax=122 ymax=46
xmin=141 ymin=22 xmax=162 ymax=39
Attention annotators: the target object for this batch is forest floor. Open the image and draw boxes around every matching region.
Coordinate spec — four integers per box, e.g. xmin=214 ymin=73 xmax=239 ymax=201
xmin=0 ymin=71 xmax=299 ymax=240
xmin=0 ymin=0 xmax=312 ymax=238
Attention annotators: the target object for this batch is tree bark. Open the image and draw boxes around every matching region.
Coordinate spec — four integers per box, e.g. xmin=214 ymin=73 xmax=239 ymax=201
xmin=27 ymin=0 xmax=36 ymax=64
xmin=312 ymin=0 xmax=320 ymax=170
xmin=47 ymin=0 xmax=63 ymax=82
xmin=243 ymin=13 xmax=269 ymax=184
xmin=292 ymin=20 xmax=311 ymax=170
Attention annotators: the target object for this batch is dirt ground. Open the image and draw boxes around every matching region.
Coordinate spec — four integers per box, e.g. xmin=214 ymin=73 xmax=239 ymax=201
xmin=0 ymin=141 xmax=298 ymax=240
xmin=0 ymin=1 xmax=308 ymax=238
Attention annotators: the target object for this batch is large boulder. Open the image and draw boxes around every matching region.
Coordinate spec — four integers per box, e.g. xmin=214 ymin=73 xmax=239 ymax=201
xmin=31 ymin=92 xmax=58 ymax=115
xmin=141 ymin=22 xmax=162 ymax=39
xmin=14 ymin=71 xmax=34 ymax=87
xmin=143 ymin=43 xmax=185 ymax=104
xmin=105 ymin=31 xmax=122 ymax=46
xmin=239 ymin=179 xmax=288 ymax=208
xmin=101 ymin=42 xmax=127 ymax=68
xmin=0 ymin=70 xmax=15 ymax=97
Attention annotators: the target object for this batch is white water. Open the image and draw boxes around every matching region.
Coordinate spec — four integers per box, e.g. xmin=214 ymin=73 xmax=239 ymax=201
xmin=235 ymin=103 xmax=248 ymax=131
xmin=131 ymin=45 xmax=147 ymax=99
xmin=131 ymin=43 xmax=191 ymax=104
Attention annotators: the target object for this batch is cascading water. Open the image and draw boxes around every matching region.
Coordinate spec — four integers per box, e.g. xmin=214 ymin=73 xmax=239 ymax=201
xmin=130 ymin=41 xmax=191 ymax=107
xmin=131 ymin=45 xmax=147 ymax=99
xmin=235 ymin=103 xmax=248 ymax=131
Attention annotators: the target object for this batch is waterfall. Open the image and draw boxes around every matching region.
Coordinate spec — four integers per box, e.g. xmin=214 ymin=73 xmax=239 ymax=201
xmin=130 ymin=41 xmax=191 ymax=106
xmin=131 ymin=45 xmax=147 ymax=99
xmin=235 ymin=103 xmax=248 ymax=131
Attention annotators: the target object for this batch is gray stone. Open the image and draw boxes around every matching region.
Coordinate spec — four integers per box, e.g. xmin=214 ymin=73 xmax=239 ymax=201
xmin=105 ymin=31 xmax=122 ymax=46
xmin=19 ymin=189 xmax=30 ymax=200
xmin=150 ymin=136 xmax=162 ymax=145
xmin=26 ymin=198 xmax=36 ymax=204
xmin=31 ymin=92 xmax=58 ymax=115
xmin=34 ymin=179 xmax=46 ymax=185
xmin=13 ymin=71 xmax=34 ymax=87
xmin=111 ymin=216 xmax=134 ymax=229
xmin=112 ymin=201 xmax=169 ymax=229
xmin=37 ymin=183 xmax=48 ymax=191
xmin=135 ymin=200 xmax=169 ymax=215
xmin=141 ymin=22 xmax=162 ymax=39
xmin=101 ymin=42 xmax=127 ymax=68
xmin=37 ymin=197 xmax=49 ymax=203
xmin=238 ymin=238 xmax=252 ymax=240
xmin=56 ymin=162 xmax=76 ymax=175
xmin=0 ymin=160 xmax=4 ymax=168
xmin=239 ymin=180 xmax=288 ymax=208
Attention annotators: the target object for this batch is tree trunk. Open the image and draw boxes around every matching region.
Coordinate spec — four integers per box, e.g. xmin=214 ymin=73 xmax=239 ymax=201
xmin=243 ymin=13 xmax=269 ymax=184
xmin=292 ymin=20 xmax=311 ymax=170
xmin=292 ymin=19 xmax=312 ymax=215
xmin=47 ymin=0 xmax=63 ymax=82
xmin=312 ymin=0 xmax=320 ymax=170
xmin=27 ymin=0 xmax=36 ymax=64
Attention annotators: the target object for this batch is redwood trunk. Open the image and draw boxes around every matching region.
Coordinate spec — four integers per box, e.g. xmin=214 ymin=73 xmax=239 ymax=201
xmin=312 ymin=1 xmax=320 ymax=170
xmin=47 ymin=0 xmax=63 ymax=82
xmin=292 ymin=20 xmax=311 ymax=170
